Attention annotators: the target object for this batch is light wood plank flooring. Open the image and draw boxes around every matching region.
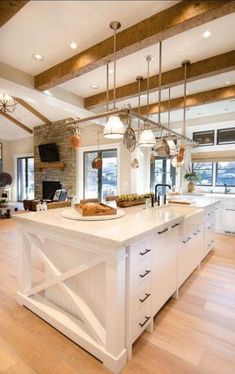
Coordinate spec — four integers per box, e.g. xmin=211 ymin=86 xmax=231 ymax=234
xmin=0 ymin=219 xmax=235 ymax=373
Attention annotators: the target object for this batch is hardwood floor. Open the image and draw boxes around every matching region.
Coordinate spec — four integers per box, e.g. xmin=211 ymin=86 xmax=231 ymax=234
xmin=0 ymin=219 xmax=235 ymax=373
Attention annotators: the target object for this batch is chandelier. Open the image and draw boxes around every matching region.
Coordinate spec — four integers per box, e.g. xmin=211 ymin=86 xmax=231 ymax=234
xmin=0 ymin=93 xmax=17 ymax=113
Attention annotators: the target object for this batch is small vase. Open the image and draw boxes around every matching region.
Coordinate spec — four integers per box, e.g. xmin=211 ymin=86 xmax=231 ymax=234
xmin=187 ymin=181 xmax=195 ymax=193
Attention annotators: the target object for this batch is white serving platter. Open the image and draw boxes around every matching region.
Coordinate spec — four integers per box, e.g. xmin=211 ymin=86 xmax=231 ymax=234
xmin=61 ymin=207 xmax=126 ymax=221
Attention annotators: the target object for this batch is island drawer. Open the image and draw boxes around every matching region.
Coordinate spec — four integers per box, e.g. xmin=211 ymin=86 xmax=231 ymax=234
xmin=134 ymin=258 xmax=152 ymax=285
xmin=133 ymin=277 xmax=151 ymax=312
xmin=132 ymin=301 xmax=152 ymax=342
xmin=130 ymin=239 xmax=153 ymax=265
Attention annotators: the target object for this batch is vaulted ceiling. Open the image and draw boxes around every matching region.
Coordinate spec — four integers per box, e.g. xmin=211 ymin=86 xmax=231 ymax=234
xmin=0 ymin=0 xmax=234 ymax=139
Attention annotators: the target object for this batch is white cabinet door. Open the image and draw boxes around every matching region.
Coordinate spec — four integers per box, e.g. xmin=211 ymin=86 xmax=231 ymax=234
xmin=222 ymin=208 xmax=235 ymax=233
xmin=152 ymin=224 xmax=178 ymax=316
xmin=178 ymin=225 xmax=203 ymax=287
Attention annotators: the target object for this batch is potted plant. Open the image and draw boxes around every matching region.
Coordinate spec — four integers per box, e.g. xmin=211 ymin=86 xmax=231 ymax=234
xmin=0 ymin=197 xmax=8 ymax=207
xmin=184 ymin=171 xmax=201 ymax=193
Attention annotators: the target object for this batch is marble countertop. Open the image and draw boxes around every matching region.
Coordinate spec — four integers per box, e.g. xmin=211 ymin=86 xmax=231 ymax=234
xmin=13 ymin=197 xmax=219 ymax=248
xmin=14 ymin=205 xmax=185 ymax=248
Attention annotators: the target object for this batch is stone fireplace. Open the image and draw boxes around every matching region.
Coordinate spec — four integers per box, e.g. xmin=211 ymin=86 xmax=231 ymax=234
xmin=34 ymin=118 xmax=76 ymax=199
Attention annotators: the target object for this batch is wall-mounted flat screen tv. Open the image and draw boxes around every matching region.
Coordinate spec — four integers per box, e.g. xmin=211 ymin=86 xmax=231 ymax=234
xmin=38 ymin=143 xmax=60 ymax=162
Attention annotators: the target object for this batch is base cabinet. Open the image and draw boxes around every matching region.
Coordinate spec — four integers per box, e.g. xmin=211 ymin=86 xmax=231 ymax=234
xmin=152 ymin=224 xmax=179 ymax=315
xmin=178 ymin=224 xmax=204 ymax=287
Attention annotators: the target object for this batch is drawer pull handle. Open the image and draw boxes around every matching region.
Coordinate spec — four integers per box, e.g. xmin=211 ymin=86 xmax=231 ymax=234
xmin=139 ymin=316 xmax=150 ymax=328
xmin=139 ymin=270 xmax=151 ymax=278
xmin=182 ymin=237 xmax=191 ymax=244
xmin=139 ymin=249 xmax=151 ymax=256
xmin=139 ymin=293 xmax=151 ymax=303
xmin=225 ymin=208 xmax=235 ymax=211
xmin=171 ymin=223 xmax=180 ymax=229
xmin=157 ymin=228 xmax=168 ymax=235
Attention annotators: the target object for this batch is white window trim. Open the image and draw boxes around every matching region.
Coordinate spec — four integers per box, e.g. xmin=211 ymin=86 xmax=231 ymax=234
xmin=13 ymin=153 xmax=34 ymax=202
xmin=77 ymin=143 xmax=121 ymax=201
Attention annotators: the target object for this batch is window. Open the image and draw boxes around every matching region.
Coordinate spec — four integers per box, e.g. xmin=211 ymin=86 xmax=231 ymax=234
xmin=84 ymin=149 xmax=117 ymax=200
xmin=216 ymin=162 xmax=235 ymax=186
xmin=17 ymin=156 xmax=34 ymax=201
xmin=150 ymin=158 xmax=176 ymax=194
xmin=192 ymin=162 xmax=213 ymax=186
xmin=193 ymin=130 xmax=215 ymax=146
xmin=217 ymin=128 xmax=235 ymax=145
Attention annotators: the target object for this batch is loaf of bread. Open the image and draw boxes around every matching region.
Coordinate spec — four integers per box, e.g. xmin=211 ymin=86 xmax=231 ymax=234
xmin=80 ymin=202 xmax=110 ymax=213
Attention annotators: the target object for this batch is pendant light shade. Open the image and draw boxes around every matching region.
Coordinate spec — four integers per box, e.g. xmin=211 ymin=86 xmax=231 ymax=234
xmin=139 ymin=128 xmax=156 ymax=147
xmin=103 ymin=21 xmax=124 ymax=140
xmin=103 ymin=115 xmax=125 ymax=139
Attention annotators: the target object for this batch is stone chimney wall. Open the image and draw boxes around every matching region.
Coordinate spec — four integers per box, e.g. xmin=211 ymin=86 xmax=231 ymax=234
xmin=34 ymin=118 xmax=76 ymax=199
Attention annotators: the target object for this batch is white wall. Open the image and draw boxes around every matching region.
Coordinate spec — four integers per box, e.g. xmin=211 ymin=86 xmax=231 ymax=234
xmin=0 ymin=136 xmax=34 ymax=201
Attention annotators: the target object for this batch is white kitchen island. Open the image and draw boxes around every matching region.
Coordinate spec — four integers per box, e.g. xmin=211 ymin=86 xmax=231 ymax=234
xmin=13 ymin=198 xmax=219 ymax=373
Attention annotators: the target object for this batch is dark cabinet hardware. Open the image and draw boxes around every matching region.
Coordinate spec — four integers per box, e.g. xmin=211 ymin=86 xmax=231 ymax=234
xmin=139 ymin=249 xmax=151 ymax=256
xmin=157 ymin=228 xmax=168 ymax=235
xmin=171 ymin=223 xmax=180 ymax=229
xmin=139 ymin=293 xmax=151 ymax=303
xmin=182 ymin=237 xmax=191 ymax=244
xmin=139 ymin=316 xmax=150 ymax=328
xmin=139 ymin=270 xmax=151 ymax=278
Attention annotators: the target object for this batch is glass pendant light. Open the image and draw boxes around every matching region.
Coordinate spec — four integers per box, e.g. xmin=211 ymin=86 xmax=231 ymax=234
xmin=103 ymin=21 xmax=125 ymax=139
xmin=138 ymin=55 xmax=155 ymax=147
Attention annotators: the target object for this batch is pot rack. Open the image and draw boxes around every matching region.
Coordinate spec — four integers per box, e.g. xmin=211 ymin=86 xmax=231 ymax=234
xmin=66 ymin=108 xmax=197 ymax=146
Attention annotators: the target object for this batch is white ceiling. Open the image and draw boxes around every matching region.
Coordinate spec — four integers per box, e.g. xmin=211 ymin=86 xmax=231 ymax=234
xmin=0 ymin=0 xmax=234 ymax=140
xmin=60 ymin=13 xmax=235 ymax=98
xmin=0 ymin=1 xmax=178 ymax=75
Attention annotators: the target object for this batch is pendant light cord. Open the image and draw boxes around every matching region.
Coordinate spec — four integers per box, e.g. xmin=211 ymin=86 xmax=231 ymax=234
xmin=106 ymin=63 xmax=109 ymax=112
xmin=168 ymin=87 xmax=171 ymax=129
xmin=147 ymin=58 xmax=150 ymax=119
xmin=113 ymin=27 xmax=117 ymax=108
xmin=158 ymin=41 xmax=162 ymax=125
xmin=183 ymin=62 xmax=187 ymax=137
xmin=182 ymin=60 xmax=190 ymax=137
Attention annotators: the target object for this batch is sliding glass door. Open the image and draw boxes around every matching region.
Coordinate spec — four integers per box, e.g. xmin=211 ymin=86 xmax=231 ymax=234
xmin=17 ymin=157 xmax=34 ymax=201
xmin=84 ymin=149 xmax=117 ymax=200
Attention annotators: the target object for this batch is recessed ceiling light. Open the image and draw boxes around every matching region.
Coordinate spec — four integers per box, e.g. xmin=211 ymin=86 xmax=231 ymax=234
xmin=225 ymin=81 xmax=231 ymax=85
xmin=70 ymin=42 xmax=77 ymax=49
xmin=90 ymin=85 xmax=99 ymax=90
xmin=202 ymin=30 xmax=211 ymax=38
xmin=32 ymin=53 xmax=44 ymax=62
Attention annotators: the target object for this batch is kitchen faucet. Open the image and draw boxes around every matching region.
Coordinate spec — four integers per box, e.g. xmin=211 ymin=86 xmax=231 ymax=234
xmin=155 ymin=184 xmax=171 ymax=205
xmin=224 ymin=183 xmax=230 ymax=194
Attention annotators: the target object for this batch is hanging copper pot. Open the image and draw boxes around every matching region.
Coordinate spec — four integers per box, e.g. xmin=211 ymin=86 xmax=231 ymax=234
xmin=92 ymin=156 xmax=102 ymax=169
xmin=70 ymin=124 xmax=81 ymax=148
xmin=70 ymin=134 xmax=81 ymax=148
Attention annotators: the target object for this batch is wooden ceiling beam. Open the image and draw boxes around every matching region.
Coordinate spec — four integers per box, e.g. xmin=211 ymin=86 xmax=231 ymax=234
xmin=35 ymin=0 xmax=235 ymax=91
xmin=0 ymin=112 xmax=33 ymax=134
xmin=14 ymin=97 xmax=51 ymax=124
xmin=0 ymin=0 xmax=29 ymax=28
xmin=85 ymin=50 xmax=235 ymax=109
xmin=134 ymin=85 xmax=235 ymax=116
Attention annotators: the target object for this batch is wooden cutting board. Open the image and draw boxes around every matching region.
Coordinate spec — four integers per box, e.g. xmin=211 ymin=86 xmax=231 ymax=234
xmin=168 ymin=199 xmax=194 ymax=205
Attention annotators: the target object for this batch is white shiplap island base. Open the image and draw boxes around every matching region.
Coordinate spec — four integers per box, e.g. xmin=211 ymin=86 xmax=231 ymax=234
xmin=13 ymin=198 xmax=219 ymax=373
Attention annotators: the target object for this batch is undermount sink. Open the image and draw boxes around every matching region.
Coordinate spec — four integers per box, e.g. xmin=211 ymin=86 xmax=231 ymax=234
xmin=156 ymin=204 xmax=202 ymax=218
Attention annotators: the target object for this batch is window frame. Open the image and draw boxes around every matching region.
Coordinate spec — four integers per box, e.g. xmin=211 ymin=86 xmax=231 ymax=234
xmin=215 ymin=161 xmax=235 ymax=187
xmin=217 ymin=127 xmax=235 ymax=145
xmin=150 ymin=157 xmax=176 ymax=191
xmin=17 ymin=156 xmax=34 ymax=201
xmin=192 ymin=161 xmax=214 ymax=187
xmin=78 ymin=143 xmax=120 ymax=201
xmin=192 ymin=130 xmax=215 ymax=147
